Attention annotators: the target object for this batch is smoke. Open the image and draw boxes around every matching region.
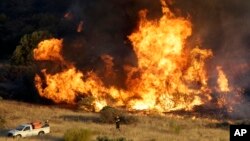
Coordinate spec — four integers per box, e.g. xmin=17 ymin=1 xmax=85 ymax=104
xmin=169 ymin=0 xmax=250 ymax=83
xmin=37 ymin=0 xmax=250 ymax=118
xmin=169 ymin=0 xmax=250 ymax=118
xmin=60 ymin=0 xmax=250 ymax=86
xmin=59 ymin=0 xmax=164 ymax=88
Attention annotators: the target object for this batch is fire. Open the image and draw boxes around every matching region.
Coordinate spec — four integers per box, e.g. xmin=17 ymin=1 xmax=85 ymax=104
xmin=34 ymin=39 xmax=110 ymax=111
xmin=77 ymin=21 xmax=84 ymax=33
xmin=216 ymin=66 xmax=230 ymax=92
xmin=127 ymin=0 xmax=212 ymax=111
xmin=35 ymin=68 xmax=85 ymax=103
xmin=33 ymin=39 xmax=64 ymax=62
xmin=215 ymin=66 xmax=231 ymax=110
xmin=33 ymin=0 xmax=234 ymax=113
xmin=101 ymin=54 xmax=116 ymax=79
xmin=64 ymin=11 xmax=73 ymax=20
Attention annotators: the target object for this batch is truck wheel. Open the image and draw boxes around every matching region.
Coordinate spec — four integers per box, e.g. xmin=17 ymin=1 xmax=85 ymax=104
xmin=15 ymin=134 xmax=21 ymax=138
xmin=38 ymin=131 xmax=45 ymax=136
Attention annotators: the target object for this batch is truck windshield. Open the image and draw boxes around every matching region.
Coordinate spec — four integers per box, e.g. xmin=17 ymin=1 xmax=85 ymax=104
xmin=16 ymin=125 xmax=25 ymax=131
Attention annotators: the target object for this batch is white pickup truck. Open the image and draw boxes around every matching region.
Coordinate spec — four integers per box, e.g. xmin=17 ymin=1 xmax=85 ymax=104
xmin=7 ymin=122 xmax=50 ymax=138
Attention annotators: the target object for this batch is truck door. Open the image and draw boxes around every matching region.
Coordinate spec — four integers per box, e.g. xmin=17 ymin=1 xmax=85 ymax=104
xmin=23 ymin=126 xmax=32 ymax=137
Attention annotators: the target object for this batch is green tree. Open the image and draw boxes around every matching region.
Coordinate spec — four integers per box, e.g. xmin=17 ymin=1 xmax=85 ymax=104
xmin=11 ymin=30 xmax=52 ymax=65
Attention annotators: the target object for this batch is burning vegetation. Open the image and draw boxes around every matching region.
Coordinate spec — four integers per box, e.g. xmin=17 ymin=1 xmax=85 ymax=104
xmin=32 ymin=0 xmax=246 ymax=117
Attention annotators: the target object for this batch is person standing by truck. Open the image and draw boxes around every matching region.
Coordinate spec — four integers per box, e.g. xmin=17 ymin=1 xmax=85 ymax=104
xmin=115 ymin=115 xmax=121 ymax=131
xmin=44 ymin=120 xmax=49 ymax=127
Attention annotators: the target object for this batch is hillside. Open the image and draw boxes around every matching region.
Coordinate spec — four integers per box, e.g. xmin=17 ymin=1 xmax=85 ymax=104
xmin=0 ymin=1 xmax=249 ymax=140
xmin=0 ymin=100 xmax=229 ymax=141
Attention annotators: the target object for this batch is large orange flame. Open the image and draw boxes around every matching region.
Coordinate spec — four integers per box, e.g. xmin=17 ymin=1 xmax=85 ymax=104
xmin=34 ymin=39 xmax=110 ymax=111
xmin=126 ymin=0 xmax=213 ymax=111
xmin=34 ymin=39 xmax=64 ymax=62
xmin=34 ymin=1 xmax=234 ymax=112
xmin=216 ymin=66 xmax=230 ymax=92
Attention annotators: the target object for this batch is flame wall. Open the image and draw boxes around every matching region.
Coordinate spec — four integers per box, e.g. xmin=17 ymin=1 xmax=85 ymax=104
xmin=33 ymin=0 xmax=250 ymax=118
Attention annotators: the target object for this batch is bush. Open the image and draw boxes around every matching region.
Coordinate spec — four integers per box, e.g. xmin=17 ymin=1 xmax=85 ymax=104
xmin=96 ymin=136 xmax=131 ymax=141
xmin=11 ymin=30 xmax=52 ymax=65
xmin=0 ymin=116 xmax=6 ymax=128
xmin=100 ymin=106 xmax=122 ymax=123
xmin=100 ymin=106 xmax=138 ymax=124
xmin=64 ymin=128 xmax=92 ymax=141
xmin=119 ymin=115 xmax=138 ymax=125
xmin=77 ymin=96 xmax=95 ymax=112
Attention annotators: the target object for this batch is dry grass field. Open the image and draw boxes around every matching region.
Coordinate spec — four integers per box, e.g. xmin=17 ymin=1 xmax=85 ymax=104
xmin=0 ymin=100 xmax=229 ymax=141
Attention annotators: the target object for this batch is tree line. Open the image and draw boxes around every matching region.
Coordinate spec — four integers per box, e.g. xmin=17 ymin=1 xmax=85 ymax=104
xmin=0 ymin=0 xmax=72 ymax=63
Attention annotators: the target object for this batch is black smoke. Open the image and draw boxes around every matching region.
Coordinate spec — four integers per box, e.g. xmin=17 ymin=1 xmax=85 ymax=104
xmin=60 ymin=0 xmax=163 ymax=88
xmin=57 ymin=0 xmax=250 ymax=118
xmin=1 ymin=0 xmax=247 ymax=118
xmin=169 ymin=0 xmax=250 ymax=88
xmin=169 ymin=0 xmax=250 ymax=119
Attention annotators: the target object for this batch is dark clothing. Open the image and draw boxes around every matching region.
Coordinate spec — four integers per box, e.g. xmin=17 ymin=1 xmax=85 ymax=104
xmin=115 ymin=116 xmax=121 ymax=130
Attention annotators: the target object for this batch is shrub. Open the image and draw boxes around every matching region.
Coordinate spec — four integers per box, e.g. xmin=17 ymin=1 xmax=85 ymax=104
xmin=11 ymin=30 xmax=52 ymax=65
xmin=77 ymin=96 xmax=95 ymax=112
xmin=100 ymin=106 xmax=138 ymax=124
xmin=0 ymin=116 xmax=6 ymax=128
xmin=100 ymin=106 xmax=122 ymax=123
xmin=64 ymin=128 xmax=92 ymax=141
xmin=119 ymin=115 xmax=138 ymax=125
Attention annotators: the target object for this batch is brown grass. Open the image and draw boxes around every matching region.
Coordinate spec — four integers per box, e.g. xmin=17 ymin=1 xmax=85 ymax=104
xmin=0 ymin=100 xmax=229 ymax=141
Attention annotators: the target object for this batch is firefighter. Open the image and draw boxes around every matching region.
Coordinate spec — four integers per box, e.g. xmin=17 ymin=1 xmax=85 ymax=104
xmin=115 ymin=115 xmax=121 ymax=131
xmin=45 ymin=120 xmax=49 ymax=127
